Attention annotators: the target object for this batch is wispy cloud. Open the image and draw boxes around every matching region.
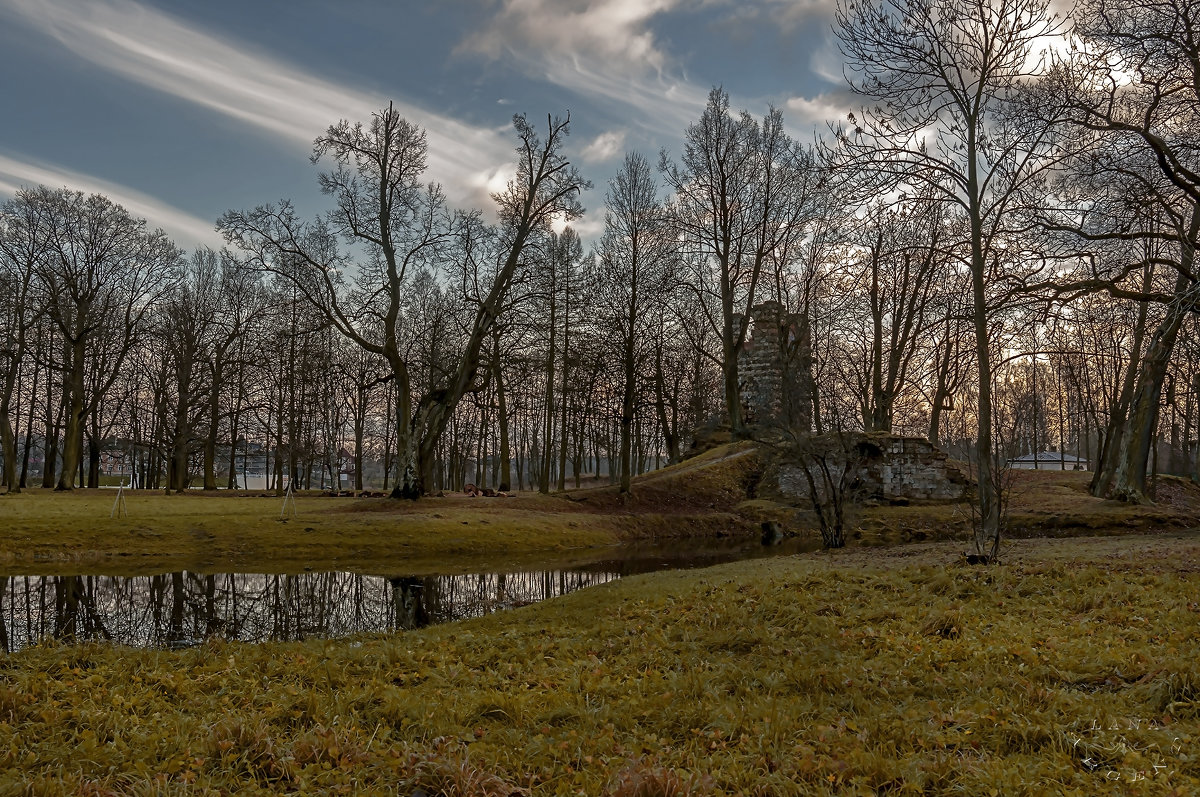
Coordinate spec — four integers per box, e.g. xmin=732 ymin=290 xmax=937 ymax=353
xmin=456 ymin=0 xmax=707 ymax=135
xmin=2 ymin=0 xmax=515 ymax=208
xmin=785 ymin=91 xmax=856 ymax=130
xmin=0 ymin=151 xmax=220 ymax=248
xmin=580 ymin=130 xmax=627 ymax=163
xmin=459 ymin=0 xmax=678 ymax=75
xmin=758 ymin=0 xmax=837 ymax=31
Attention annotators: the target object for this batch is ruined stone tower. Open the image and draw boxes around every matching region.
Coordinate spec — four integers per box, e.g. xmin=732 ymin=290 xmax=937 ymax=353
xmin=740 ymin=301 xmax=785 ymax=428
xmin=739 ymin=300 xmax=816 ymax=433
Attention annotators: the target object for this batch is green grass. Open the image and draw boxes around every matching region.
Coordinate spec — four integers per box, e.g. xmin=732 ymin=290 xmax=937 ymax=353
xmin=0 ymin=487 xmax=753 ymax=576
xmin=4 ymin=445 xmax=1197 ymax=576
xmin=3 ymin=533 xmax=1198 ymax=795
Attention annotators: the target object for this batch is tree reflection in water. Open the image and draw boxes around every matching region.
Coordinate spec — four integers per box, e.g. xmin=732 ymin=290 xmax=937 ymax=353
xmin=0 ymin=568 xmax=619 ymax=652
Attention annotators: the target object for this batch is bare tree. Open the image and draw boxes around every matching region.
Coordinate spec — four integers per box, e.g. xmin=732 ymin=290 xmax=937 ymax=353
xmin=221 ymin=103 xmax=455 ymax=498
xmin=31 ymin=188 xmax=181 ymax=490
xmin=222 ymin=107 xmax=586 ymax=497
xmin=844 ymin=198 xmax=952 ymax=433
xmin=0 ymin=190 xmax=49 ymax=493
xmin=595 ymin=152 xmax=674 ymax=494
xmin=1040 ymin=0 xmax=1200 ymax=500
xmin=833 ymin=0 xmax=1064 ymax=561
xmin=661 ymin=89 xmax=766 ymax=435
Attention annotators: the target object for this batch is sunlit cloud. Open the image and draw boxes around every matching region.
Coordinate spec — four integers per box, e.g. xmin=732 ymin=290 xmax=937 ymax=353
xmin=785 ymin=91 xmax=856 ymax=130
xmin=580 ymin=130 xmax=627 ymax=163
xmin=459 ymin=0 xmax=679 ymax=75
xmin=457 ymin=0 xmax=706 ymax=135
xmin=0 ymin=151 xmax=221 ymax=248
xmin=2 ymin=0 xmax=515 ymax=209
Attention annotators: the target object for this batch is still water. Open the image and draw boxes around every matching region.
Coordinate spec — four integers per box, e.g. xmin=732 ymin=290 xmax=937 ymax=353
xmin=0 ymin=536 xmax=823 ymax=652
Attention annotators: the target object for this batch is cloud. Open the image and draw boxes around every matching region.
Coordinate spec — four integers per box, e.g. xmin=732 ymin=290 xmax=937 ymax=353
xmin=808 ymin=32 xmax=848 ymax=87
xmin=707 ymin=0 xmax=835 ymax=37
xmin=456 ymin=0 xmax=707 ymax=135
xmin=0 ymin=151 xmax=221 ymax=249
xmin=2 ymin=0 xmax=515 ymax=209
xmin=785 ymin=91 xmax=856 ymax=129
xmin=580 ymin=130 xmax=627 ymax=163
xmin=459 ymin=0 xmax=679 ymax=74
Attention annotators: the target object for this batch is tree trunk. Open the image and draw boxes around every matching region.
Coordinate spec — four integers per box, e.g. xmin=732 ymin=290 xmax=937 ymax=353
xmin=172 ymin=354 xmax=192 ymax=493
xmin=1109 ymin=284 xmax=1192 ymax=500
xmin=0 ymin=407 xmax=15 ymax=492
xmin=0 ymin=340 xmax=19 ymax=492
xmin=354 ymin=383 xmax=366 ymax=493
xmin=540 ymin=271 xmax=557 ymax=494
xmin=56 ymin=338 xmax=86 ymax=491
xmin=557 ymin=306 xmax=569 ymax=493
xmin=19 ymin=376 xmax=36 ymax=489
xmin=721 ymin=276 xmax=745 ymax=434
xmin=86 ymin=411 xmax=101 ymax=488
xmin=493 ymin=334 xmax=511 ymax=492
xmin=389 ymin=373 xmax=420 ymax=500
xmin=928 ymin=324 xmax=955 ymax=447
xmin=204 ymin=360 xmax=223 ymax=490
xmin=1191 ymin=372 xmax=1200 ymax=485
xmin=967 ymin=150 xmax=999 ymax=561
xmin=1106 ymin=209 xmax=1198 ymax=501
xmin=1091 ymin=263 xmax=1154 ymax=496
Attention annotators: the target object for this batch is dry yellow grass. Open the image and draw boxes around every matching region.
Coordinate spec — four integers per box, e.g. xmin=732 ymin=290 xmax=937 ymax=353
xmin=3 ymin=446 xmax=1198 ymax=576
xmin=0 ymin=482 xmax=757 ymax=576
xmin=2 ymin=533 xmax=1198 ymax=795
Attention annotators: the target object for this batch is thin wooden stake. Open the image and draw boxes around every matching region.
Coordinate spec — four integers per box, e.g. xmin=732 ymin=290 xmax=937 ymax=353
xmin=111 ymin=481 xmax=129 ymax=519
xmin=281 ymin=480 xmax=297 ymax=519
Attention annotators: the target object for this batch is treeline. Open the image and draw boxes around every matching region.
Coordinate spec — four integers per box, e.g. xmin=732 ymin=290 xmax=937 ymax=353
xmin=1 ymin=0 xmax=1197 ymax=535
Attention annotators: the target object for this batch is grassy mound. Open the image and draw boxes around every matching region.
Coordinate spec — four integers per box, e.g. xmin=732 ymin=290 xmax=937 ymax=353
xmin=2 ymin=533 xmax=1198 ymax=794
xmin=1 ymin=444 xmax=1197 ymax=575
xmin=0 ymin=444 xmax=770 ymax=575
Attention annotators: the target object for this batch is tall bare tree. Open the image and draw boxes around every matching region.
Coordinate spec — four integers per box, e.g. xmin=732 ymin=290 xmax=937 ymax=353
xmin=833 ymin=0 xmax=1064 ymax=560
xmin=0 ymin=190 xmax=49 ymax=493
xmin=33 ymin=188 xmax=181 ymax=490
xmin=1042 ymin=0 xmax=1200 ymax=500
xmin=222 ymin=106 xmax=586 ymax=497
xmin=595 ymin=152 xmax=673 ymax=494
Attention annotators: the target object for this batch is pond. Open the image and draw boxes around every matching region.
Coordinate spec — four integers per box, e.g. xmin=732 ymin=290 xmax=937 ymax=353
xmin=0 ymin=536 xmax=827 ymax=652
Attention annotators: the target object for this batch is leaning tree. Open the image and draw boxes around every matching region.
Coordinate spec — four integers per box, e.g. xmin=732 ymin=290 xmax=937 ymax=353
xmin=221 ymin=105 xmax=587 ymax=497
xmin=832 ymin=0 xmax=1066 ymax=561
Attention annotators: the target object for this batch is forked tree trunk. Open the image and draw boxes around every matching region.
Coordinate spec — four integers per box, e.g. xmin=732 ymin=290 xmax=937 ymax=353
xmin=1103 ymin=209 xmax=1198 ymax=502
xmin=56 ymin=339 xmax=86 ymax=491
xmin=1091 ymin=265 xmax=1154 ymax=497
xmin=493 ymin=334 xmax=512 ymax=492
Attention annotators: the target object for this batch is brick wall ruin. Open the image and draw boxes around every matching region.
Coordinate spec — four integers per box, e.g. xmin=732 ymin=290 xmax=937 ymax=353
xmin=775 ymin=434 xmax=969 ymax=502
xmin=739 ymin=301 xmax=814 ymax=432
xmin=738 ymin=303 xmax=968 ymax=502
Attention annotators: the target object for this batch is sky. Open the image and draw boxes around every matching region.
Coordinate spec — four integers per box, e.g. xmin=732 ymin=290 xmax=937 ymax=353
xmin=0 ymin=0 xmax=852 ymax=250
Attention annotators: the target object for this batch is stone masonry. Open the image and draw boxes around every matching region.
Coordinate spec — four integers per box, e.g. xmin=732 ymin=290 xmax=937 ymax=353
xmin=739 ymin=302 xmax=968 ymax=502
xmin=739 ymin=300 xmax=815 ymax=432
xmin=739 ymin=300 xmax=785 ymax=427
xmin=776 ymin=434 xmax=969 ymax=502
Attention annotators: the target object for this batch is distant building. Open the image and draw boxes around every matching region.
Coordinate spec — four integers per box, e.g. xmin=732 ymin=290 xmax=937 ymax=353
xmin=1006 ymin=450 xmax=1090 ymax=471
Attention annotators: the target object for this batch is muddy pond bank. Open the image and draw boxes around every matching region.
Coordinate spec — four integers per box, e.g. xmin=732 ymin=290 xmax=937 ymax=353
xmin=2 ymin=535 xmax=832 ymax=651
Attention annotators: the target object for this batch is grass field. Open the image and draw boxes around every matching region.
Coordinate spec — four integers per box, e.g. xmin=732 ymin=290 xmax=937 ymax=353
xmin=2 ymin=533 xmax=1198 ymax=795
xmin=0 ymin=445 xmax=779 ymax=575
xmin=3 ymin=443 xmax=1197 ymax=577
xmin=0 ymin=489 xmax=750 ymax=577
xmin=3 ymin=448 xmax=1199 ymax=793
